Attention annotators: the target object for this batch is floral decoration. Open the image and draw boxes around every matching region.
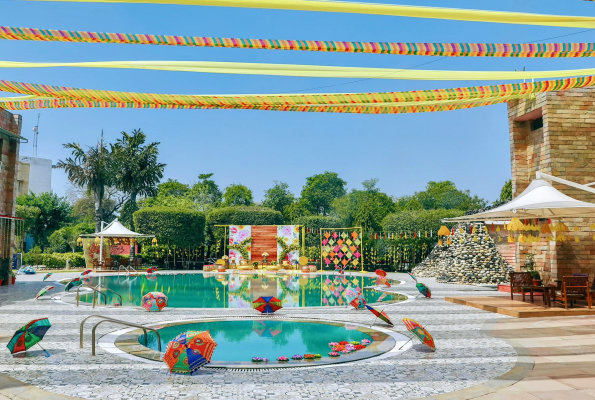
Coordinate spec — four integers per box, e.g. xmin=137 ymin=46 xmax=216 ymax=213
xmin=339 ymin=341 xmax=349 ymax=345
xmin=350 ymin=341 xmax=360 ymax=345
xmin=328 ymin=352 xmax=340 ymax=357
xmin=291 ymin=354 xmax=303 ymax=360
xmin=354 ymin=344 xmax=367 ymax=350
xmin=277 ymin=356 xmax=289 ymax=362
xmin=314 ymin=354 xmax=322 ymax=358
xmin=340 ymin=350 xmax=350 ymax=354
xmin=361 ymin=339 xmax=371 ymax=345
xmin=252 ymin=357 xmax=265 ymax=362
xmin=328 ymin=342 xmax=339 ymax=347
xmin=304 ymin=354 xmax=316 ymax=360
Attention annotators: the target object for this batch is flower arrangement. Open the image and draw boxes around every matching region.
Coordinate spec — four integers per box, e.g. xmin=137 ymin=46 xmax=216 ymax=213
xmin=328 ymin=342 xmax=339 ymax=347
xmin=277 ymin=356 xmax=289 ymax=362
xmin=328 ymin=352 xmax=340 ymax=357
xmin=354 ymin=344 xmax=367 ymax=350
xmin=350 ymin=341 xmax=360 ymax=345
xmin=291 ymin=354 xmax=303 ymax=360
xmin=304 ymin=354 xmax=316 ymax=360
xmin=252 ymin=357 xmax=267 ymax=363
xmin=315 ymin=354 xmax=322 ymax=359
xmin=339 ymin=341 xmax=349 ymax=345
xmin=361 ymin=339 xmax=371 ymax=345
xmin=340 ymin=350 xmax=350 ymax=354
xmin=332 ymin=345 xmax=346 ymax=352
xmin=345 ymin=344 xmax=356 ymax=352
xmin=262 ymin=252 xmax=269 ymax=257
xmin=222 ymin=255 xmax=229 ymax=260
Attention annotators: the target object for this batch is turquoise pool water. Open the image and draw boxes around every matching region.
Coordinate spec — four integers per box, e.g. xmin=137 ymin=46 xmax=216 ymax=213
xmin=138 ymin=319 xmax=392 ymax=366
xmin=79 ymin=273 xmax=405 ymax=308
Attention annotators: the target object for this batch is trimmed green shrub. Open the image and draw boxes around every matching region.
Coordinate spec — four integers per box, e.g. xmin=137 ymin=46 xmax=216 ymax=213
xmin=294 ymin=215 xmax=344 ymax=247
xmin=207 ymin=206 xmax=283 ymax=227
xmin=134 ymin=207 xmax=205 ymax=248
xmin=22 ymin=252 xmax=86 ymax=269
xmin=381 ymin=209 xmax=464 ymax=234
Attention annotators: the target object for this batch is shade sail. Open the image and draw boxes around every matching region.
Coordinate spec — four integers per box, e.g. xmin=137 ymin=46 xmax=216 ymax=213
xmin=80 ymin=219 xmax=154 ymax=238
xmin=445 ymin=179 xmax=595 ymax=222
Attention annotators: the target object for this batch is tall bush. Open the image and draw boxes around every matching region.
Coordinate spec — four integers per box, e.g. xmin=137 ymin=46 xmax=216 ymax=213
xmin=381 ymin=209 xmax=464 ymax=234
xmin=133 ymin=207 xmax=205 ymax=248
xmin=207 ymin=206 xmax=283 ymax=227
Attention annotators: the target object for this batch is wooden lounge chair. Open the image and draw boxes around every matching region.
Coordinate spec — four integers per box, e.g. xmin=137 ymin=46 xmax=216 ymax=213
xmin=554 ymin=276 xmax=592 ymax=309
xmin=509 ymin=272 xmax=533 ymax=300
xmin=104 ymin=258 xmax=115 ymax=270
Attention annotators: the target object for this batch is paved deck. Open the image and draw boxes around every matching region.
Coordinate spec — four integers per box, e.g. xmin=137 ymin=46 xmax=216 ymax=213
xmin=446 ymin=295 xmax=595 ymax=318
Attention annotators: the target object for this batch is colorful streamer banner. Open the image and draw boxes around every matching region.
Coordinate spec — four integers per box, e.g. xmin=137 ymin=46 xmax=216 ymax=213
xmin=26 ymin=0 xmax=595 ymax=29
xmin=2 ymin=26 xmax=595 ymax=59
xmin=0 ymin=76 xmax=592 ymax=108
xmin=5 ymin=60 xmax=595 ymax=81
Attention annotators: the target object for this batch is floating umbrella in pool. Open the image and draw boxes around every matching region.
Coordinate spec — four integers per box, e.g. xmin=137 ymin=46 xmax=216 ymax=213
xmin=42 ymin=272 xmax=54 ymax=282
xmin=402 ymin=318 xmax=435 ymax=352
xmin=365 ymin=304 xmax=393 ymax=326
xmin=415 ymin=282 xmax=432 ymax=298
xmin=253 ymin=296 xmax=282 ymax=314
xmin=81 ymin=270 xmax=92 ymax=276
xmin=35 ymin=286 xmax=54 ymax=300
xmin=164 ymin=330 xmax=217 ymax=375
xmin=64 ymin=277 xmax=82 ymax=292
xmin=6 ymin=318 xmax=51 ymax=355
xmin=142 ymin=292 xmax=168 ymax=312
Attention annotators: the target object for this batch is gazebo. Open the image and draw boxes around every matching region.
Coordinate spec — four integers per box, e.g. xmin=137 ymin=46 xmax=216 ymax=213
xmin=79 ymin=219 xmax=155 ymax=269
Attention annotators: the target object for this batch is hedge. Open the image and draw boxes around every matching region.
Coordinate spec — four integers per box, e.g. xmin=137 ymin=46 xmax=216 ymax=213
xmin=22 ymin=252 xmax=86 ymax=269
xmin=207 ymin=206 xmax=283 ymax=227
xmin=294 ymin=215 xmax=345 ymax=247
xmin=134 ymin=207 xmax=206 ymax=248
xmin=381 ymin=209 xmax=464 ymax=234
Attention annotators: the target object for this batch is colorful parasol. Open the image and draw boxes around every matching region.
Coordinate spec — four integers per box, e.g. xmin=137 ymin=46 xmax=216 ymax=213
xmin=64 ymin=277 xmax=82 ymax=291
xmin=35 ymin=286 xmax=54 ymax=300
xmin=416 ymin=282 xmax=432 ymax=298
xmin=163 ymin=330 xmax=217 ymax=375
xmin=6 ymin=318 xmax=51 ymax=355
xmin=252 ymin=296 xmax=283 ymax=314
xmin=375 ymin=269 xmax=387 ymax=278
xmin=141 ymin=292 xmax=168 ymax=312
xmin=81 ymin=269 xmax=92 ymax=276
xmin=376 ymin=277 xmax=391 ymax=288
xmin=402 ymin=318 xmax=435 ymax=352
xmin=344 ymin=288 xmax=358 ymax=302
xmin=408 ymin=272 xmax=417 ymax=282
xmin=365 ymin=304 xmax=393 ymax=326
xmin=42 ymin=272 xmax=53 ymax=281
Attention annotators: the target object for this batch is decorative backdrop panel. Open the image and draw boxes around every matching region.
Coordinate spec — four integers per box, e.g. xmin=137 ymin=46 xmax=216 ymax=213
xmin=321 ymin=229 xmax=362 ymax=273
xmin=277 ymin=225 xmax=300 ymax=262
xmin=229 ymin=225 xmax=252 ymax=262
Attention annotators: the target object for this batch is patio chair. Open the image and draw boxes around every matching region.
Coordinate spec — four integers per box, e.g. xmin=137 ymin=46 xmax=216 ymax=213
xmin=119 ymin=258 xmax=130 ymax=268
xmin=554 ymin=276 xmax=592 ymax=310
xmin=131 ymin=258 xmax=142 ymax=269
xmin=509 ymin=272 xmax=533 ymax=300
xmin=104 ymin=258 xmax=115 ymax=270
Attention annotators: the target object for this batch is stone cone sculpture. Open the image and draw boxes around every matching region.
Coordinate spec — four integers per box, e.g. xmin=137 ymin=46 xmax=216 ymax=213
xmin=412 ymin=223 xmax=512 ymax=285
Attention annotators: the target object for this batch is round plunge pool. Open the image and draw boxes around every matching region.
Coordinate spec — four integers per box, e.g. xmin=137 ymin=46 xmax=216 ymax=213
xmin=114 ymin=318 xmax=400 ymax=368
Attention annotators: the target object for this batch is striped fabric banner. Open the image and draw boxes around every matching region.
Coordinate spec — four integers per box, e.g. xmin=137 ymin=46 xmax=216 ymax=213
xmin=2 ymin=26 xmax=595 ymax=58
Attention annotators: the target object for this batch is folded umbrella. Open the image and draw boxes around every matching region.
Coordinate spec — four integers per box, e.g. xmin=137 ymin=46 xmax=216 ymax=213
xmin=42 ymin=272 xmax=53 ymax=282
xmin=81 ymin=270 xmax=92 ymax=276
xmin=416 ymin=282 xmax=431 ymax=298
xmin=163 ymin=330 xmax=217 ymax=375
xmin=253 ymin=296 xmax=282 ymax=314
xmin=6 ymin=318 xmax=51 ymax=355
xmin=64 ymin=277 xmax=82 ymax=292
xmin=365 ymin=304 xmax=393 ymax=326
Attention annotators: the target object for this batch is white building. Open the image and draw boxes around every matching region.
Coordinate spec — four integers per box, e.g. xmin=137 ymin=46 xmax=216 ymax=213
xmin=16 ymin=156 xmax=52 ymax=196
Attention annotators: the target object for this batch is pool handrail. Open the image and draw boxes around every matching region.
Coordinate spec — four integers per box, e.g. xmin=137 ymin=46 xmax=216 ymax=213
xmin=76 ymin=284 xmax=107 ymax=307
xmin=92 ymin=284 xmax=123 ymax=308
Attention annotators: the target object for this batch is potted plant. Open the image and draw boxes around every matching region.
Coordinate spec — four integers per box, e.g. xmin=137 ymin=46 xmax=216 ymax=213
xmin=252 ymin=261 xmax=259 ymax=269
xmin=523 ymin=254 xmax=541 ymax=285
xmin=11 ymin=270 xmax=16 ymax=284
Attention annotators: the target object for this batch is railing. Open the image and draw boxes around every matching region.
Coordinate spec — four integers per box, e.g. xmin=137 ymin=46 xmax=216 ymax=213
xmin=76 ymin=285 xmax=107 ymax=307
xmin=79 ymin=315 xmax=162 ymax=356
xmin=92 ymin=284 xmax=123 ymax=308
xmin=117 ymin=264 xmax=137 ymax=276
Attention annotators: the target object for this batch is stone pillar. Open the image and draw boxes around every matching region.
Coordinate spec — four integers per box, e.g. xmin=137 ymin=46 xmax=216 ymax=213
xmin=508 ymin=89 xmax=595 ymax=281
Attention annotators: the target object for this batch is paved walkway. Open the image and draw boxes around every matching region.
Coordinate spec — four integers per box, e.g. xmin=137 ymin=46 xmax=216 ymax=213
xmin=3 ymin=271 xmax=584 ymax=400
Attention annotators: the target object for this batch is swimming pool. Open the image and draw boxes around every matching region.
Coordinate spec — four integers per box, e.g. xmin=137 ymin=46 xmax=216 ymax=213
xmin=78 ymin=273 xmax=405 ymax=308
xmin=115 ymin=318 xmax=398 ymax=368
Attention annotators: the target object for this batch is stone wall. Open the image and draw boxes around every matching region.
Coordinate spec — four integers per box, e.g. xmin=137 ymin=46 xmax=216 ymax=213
xmin=508 ymin=89 xmax=595 ymax=281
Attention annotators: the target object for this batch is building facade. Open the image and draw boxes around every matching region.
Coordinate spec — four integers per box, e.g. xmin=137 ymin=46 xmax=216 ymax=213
xmin=17 ymin=156 xmax=52 ymax=196
xmin=508 ymin=88 xmax=595 ymax=280
xmin=0 ymin=108 xmax=23 ymax=285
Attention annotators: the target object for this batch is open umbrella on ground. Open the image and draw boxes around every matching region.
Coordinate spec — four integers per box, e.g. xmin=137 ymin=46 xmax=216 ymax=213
xmin=42 ymin=272 xmax=54 ymax=282
xmin=349 ymin=293 xmax=367 ymax=310
xmin=365 ymin=304 xmax=393 ymax=326
xmin=6 ymin=318 xmax=51 ymax=356
xmin=141 ymin=292 xmax=168 ymax=312
xmin=401 ymin=318 xmax=435 ymax=352
xmin=35 ymin=286 xmax=54 ymax=300
xmin=64 ymin=277 xmax=82 ymax=292
xmin=253 ymin=296 xmax=283 ymax=314
xmin=163 ymin=330 xmax=217 ymax=375
xmin=416 ymin=282 xmax=432 ymax=298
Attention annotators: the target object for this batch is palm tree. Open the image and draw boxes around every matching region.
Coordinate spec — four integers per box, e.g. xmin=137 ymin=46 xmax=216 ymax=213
xmin=112 ymin=129 xmax=165 ymax=229
xmin=55 ymin=139 xmax=113 ymax=233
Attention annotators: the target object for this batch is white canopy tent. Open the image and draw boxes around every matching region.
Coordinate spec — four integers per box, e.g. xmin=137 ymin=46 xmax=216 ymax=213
xmin=80 ymin=219 xmax=155 ymax=262
xmin=444 ymin=177 xmax=595 ymax=223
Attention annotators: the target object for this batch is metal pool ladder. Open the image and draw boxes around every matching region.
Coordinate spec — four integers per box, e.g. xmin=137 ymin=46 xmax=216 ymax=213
xmin=80 ymin=315 xmax=162 ymax=356
xmin=76 ymin=284 xmax=123 ymax=308
xmin=117 ymin=264 xmax=137 ymax=276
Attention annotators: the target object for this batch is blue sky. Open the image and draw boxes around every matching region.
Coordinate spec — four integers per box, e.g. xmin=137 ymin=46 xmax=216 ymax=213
xmin=2 ymin=0 xmax=595 ymax=202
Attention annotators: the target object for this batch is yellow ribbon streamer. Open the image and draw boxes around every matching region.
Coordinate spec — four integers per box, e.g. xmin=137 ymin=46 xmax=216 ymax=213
xmin=3 ymin=60 xmax=595 ymax=81
xmin=27 ymin=0 xmax=595 ymax=29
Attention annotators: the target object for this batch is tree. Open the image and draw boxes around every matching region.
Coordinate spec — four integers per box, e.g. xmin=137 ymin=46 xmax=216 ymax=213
xmin=112 ymin=129 xmax=165 ymax=230
xmin=499 ymin=180 xmax=513 ymax=203
xmin=223 ymin=184 xmax=253 ymax=206
xmin=156 ymin=179 xmax=190 ymax=197
xmin=262 ymin=181 xmax=295 ymax=220
xmin=70 ymin=191 xmax=117 ymax=223
xmin=55 ymin=138 xmax=114 ymax=233
xmin=49 ymin=222 xmax=94 ymax=253
xmin=414 ymin=181 xmax=487 ymax=211
xmin=16 ymin=192 xmax=72 ymax=249
xmin=284 ymin=199 xmax=312 ymax=223
xmin=190 ymin=173 xmax=223 ymax=212
xmin=301 ymin=172 xmax=346 ymax=215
